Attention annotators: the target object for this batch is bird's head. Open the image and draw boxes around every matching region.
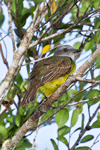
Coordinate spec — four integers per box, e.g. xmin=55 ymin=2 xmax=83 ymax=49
xmin=54 ymin=45 xmax=82 ymax=61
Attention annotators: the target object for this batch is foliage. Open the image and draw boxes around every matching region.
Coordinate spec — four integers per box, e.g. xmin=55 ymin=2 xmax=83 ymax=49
xmin=0 ymin=0 xmax=100 ymax=150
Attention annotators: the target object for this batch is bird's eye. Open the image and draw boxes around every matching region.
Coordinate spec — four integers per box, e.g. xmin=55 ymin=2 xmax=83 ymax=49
xmin=64 ymin=48 xmax=67 ymax=51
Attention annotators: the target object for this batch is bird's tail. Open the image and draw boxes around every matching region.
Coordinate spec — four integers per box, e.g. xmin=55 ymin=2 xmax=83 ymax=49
xmin=19 ymin=87 xmax=37 ymax=107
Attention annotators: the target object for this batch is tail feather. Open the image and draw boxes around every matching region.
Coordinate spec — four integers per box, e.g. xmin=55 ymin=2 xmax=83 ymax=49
xmin=20 ymin=87 xmax=37 ymax=107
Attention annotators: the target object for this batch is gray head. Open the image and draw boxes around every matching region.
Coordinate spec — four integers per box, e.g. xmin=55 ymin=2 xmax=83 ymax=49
xmin=54 ymin=45 xmax=82 ymax=61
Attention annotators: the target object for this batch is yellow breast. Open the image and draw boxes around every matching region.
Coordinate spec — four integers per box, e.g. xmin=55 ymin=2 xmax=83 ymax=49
xmin=38 ymin=63 xmax=75 ymax=97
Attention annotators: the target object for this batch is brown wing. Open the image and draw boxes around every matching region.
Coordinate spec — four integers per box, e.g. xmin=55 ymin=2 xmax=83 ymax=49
xmin=41 ymin=57 xmax=72 ymax=84
xmin=20 ymin=87 xmax=37 ymax=107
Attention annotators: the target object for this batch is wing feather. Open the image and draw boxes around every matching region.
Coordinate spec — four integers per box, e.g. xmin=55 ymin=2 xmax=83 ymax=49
xmin=42 ymin=58 xmax=72 ymax=84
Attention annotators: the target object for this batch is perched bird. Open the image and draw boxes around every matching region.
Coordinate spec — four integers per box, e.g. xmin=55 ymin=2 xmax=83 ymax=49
xmin=20 ymin=45 xmax=82 ymax=107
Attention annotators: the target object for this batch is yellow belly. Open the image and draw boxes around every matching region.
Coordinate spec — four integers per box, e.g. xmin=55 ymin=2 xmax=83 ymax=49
xmin=38 ymin=64 xmax=75 ymax=97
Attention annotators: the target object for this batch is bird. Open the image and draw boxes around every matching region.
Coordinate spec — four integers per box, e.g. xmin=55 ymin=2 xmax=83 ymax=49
xmin=20 ymin=45 xmax=82 ymax=107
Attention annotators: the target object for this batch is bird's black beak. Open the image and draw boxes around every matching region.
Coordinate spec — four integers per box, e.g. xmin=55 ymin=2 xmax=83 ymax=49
xmin=75 ymin=49 xmax=82 ymax=53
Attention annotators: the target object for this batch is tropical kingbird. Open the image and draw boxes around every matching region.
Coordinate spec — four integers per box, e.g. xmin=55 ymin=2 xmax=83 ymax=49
xmin=21 ymin=45 xmax=82 ymax=106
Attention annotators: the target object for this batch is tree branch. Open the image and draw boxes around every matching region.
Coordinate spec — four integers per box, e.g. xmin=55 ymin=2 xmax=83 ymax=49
xmin=8 ymin=0 xmax=15 ymax=51
xmin=75 ymin=76 xmax=100 ymax=84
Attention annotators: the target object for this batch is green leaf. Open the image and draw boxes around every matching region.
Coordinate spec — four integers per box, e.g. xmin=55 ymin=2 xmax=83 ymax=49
xmin=55 ymin=108 xmax=69 ymax=128
xmin=8 ymin=86 xmax=15 ymax=99
xmin=92 ymin=0 xmax=100 ymax=8
xmin=91 ymin=120 xmax=100 ymax=128
xmin=91 ymin=113 xmax=100 ymax=129
xmin=17 ymin=0 xmax=24 ymax=13
xmin=15 ymin=115 xmax=21 ymax=127
xmin=14 ymin=28 xmax=25 ymax=39
xmin=56 ymin=0 xmax=66 ymax=7
xmin=41 ymin=110 xmax=54 ymax=123
xmin=59 ymin=23 xmax=81 ymax=30
xmin=73 ymin=127 xmax=81 ymax=134
xmin=20 ymin=80 xmax=27 ymax=92
xmin=11 ymin=0 xmax=23 ymax=14
xmin=80 ymin=135 xmax=94 ymax=143
xmin=6 ymin=116 xmax=13 ymax=124
xmin=15 ymin=73 xmax=23 ymax=85
xmin=98 ymin=112 xmax=100 ymax=120
xmin=25 ymin=58 xmax=31 ymax=75
xmin=58 ymin=126 xmax=70 ymax=136
xmin=24 ymin=105 xmax=36 ymax=119
xmin=87 ymin=89 xmax=100 ymax=105
xmin=71 ymin=5 xmax=77 ymax=20
xmin=71 ymin=109 xmax=79 ymax=127
xmin=0 ymin=109 xmax=13 ymax=124
xmin=75 ymin=146 xmax=89 ymax=150
xmin=95 ymin=55 xmax=100 ymax=69
xmin=74 ymin=42 xmax=81 ymax=49
xmin=95 ymin=18 xmax=100 ymax=28
xmin=17 ymin=138 xmax=32 ymax=150
xmin=19 ymin=8 xmax=31 ymax=27
xmin=74 ymin=91 xmax=84 ymax=102
xmin=18 ymin=107 xmax=24 ymax=116
xmin=67 ymin=89 xmax=77 ymax=98
xmin=59 ymin=93 xmax=68 ymax=105
xmin=84 ymin=40 xmax=94 ymax=51
xmin=0 ymin=125 xmax=8 ymax=139
xmin=0 ymin=8 xmax=5 ymax=27
xmin=81 ymin=114 xmax=84 ymax=131
xmin=60 ymin=93 xmax=67 ymax=101
xmin=54 ymin=34 xmax=65 ymax=44
xmin=57 ymin=136 xmax=68 ymax=146
xmin=95 ymin=75 xmax=100 ymax=80
xmin=80 ymin=3 xmax=89 ymax=16
xmin=50 ymin=139 xmax=58 ymax=150
xmin=7 ymin=125 xmax=18 ymax=139
xmin=96 ymin=31 xmax=100 ymax=44
xmin=33 ymin=0 xmax=44 ymax=3
xmin=77 ymin=103 xmax=83 ymax=114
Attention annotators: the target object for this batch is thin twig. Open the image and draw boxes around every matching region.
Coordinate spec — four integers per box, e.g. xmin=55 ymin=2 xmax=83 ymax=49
xmin=32 ymin=117 xmax=41 ymax=149
xmin=88 ymin=133 xmax=100 ymax=150
xmin=84 ymin=59 xmax=100 ymax=76
xmin=15 ymin=0 xmax=23 ymax=39
xmin=0 ymin=44 xmax=9 ymax=69
xmin=68 ymin=95 xmax=100 ymax=106
xmin=72 ymin=29 xmax=100 ymax=33
xmin=22 ymin=45 xmax=60 ymax=66
xmin=75 ymin=76 xmax=100 ymax=84
xmin=22 ymin=55 xmax=51 ymax=66
xmin=0 ymin=32 xmax=10 ymax=41
xmin=8 ymin=0 xmax=15 ymax=51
